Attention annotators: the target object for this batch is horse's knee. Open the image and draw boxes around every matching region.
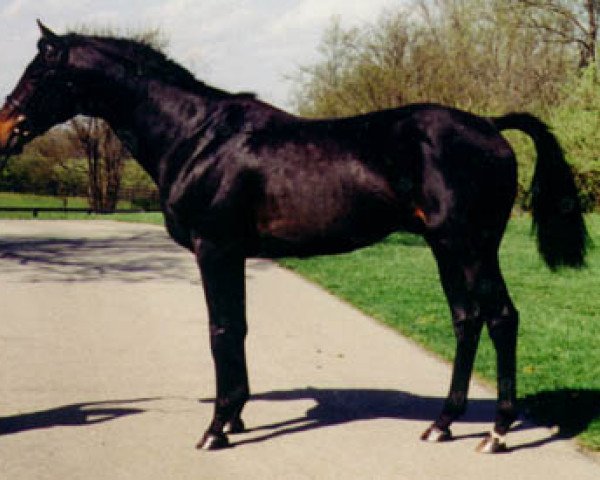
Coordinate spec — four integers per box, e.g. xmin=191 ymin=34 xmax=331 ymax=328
xmin=451 ymin=304 xmax=483 ymax=343
xmin=486 ymin=305 xmax=519 ymax=344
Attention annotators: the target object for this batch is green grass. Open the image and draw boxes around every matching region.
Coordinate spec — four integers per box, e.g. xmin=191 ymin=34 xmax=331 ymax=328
xmin=0 ymin=192 xmax=140 ymax=219
xmin=0 ymin=192 xmax=91 ymax=208
xmin=280 ymin=214 xmax=600 ymax=451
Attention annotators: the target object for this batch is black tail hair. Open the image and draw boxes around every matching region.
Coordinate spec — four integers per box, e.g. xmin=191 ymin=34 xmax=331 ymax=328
xmin=490 ymin=113 xmax=588 ymax=269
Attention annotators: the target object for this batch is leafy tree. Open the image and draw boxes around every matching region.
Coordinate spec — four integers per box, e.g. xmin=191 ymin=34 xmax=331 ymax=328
xmin=509 ymin=0 xmax=598 ymax=67
xmin=292 ymin=0 xmax=579 ymax=117
xmin=0 ymin=126 xmax=84 ymax=196
xmin=68 ymin=116 xmax=127 ymax=212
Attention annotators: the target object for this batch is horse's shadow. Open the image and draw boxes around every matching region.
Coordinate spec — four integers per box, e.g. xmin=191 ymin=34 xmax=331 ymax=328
xmin=201 ymin=387 xmax=600 ymax=451
xmin=3 ymin=389 xmax=597 ymax=453
xmin=0 ymin=399 xmax=152 ymax=436
xmin=520 ymin=389 xmax=600 ymax=438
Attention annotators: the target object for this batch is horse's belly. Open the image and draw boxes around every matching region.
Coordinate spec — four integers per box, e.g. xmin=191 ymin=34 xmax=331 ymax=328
xmin=254 ymin=198 xmax=402 ymax=257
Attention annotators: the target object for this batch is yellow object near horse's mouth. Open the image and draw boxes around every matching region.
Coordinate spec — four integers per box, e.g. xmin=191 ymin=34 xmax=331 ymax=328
xmin=0 ymin=107 xmax=27 ymax=154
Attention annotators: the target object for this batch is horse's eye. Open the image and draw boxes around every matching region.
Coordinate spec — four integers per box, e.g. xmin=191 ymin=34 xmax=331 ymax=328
xmin=45 ymin=45 xmax=57 ymax=59
xmin=43 ymin=42 xmax=63 ymax=64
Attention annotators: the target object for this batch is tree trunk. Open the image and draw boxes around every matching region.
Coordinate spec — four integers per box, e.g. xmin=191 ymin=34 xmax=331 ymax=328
xmin=584 ymin=0 xmax=598 ymax=67
xmin=70 ymin=116 xmax=126 ymax=213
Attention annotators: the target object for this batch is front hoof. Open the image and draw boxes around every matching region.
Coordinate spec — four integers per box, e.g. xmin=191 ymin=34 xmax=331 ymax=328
xmin=196 ymin=431 xmax=230 ymax=451
xmin=224 ymin=417 xmax=245 ymax=434
xmin=420 ymin=424 xmax=452 ymax=443
xmin=476 ymin=433 xmax=508 ymax=454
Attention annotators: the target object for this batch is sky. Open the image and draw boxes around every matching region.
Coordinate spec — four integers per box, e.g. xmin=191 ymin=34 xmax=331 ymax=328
xmin=0 ymin=0 xmax=405 ymax=110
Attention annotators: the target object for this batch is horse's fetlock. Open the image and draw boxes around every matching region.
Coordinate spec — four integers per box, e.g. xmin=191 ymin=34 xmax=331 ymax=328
xmin=495 ymin=400 xmax=519 ymax=433
xmin=442 ymin=392 xmax=468 ymax=419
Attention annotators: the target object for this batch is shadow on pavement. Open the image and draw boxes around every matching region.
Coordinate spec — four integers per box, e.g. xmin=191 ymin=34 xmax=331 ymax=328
xmin=0 ymin=232 xmax=273 ymax=283
xmin=521 ymin=389 xmax=600 ymax=440
xmin=202 ymin=387 xmax=599 ymax=451
xmin=0 ymin=399 xmax=155 ymax=436
xmin=0 ymin=233 xmax=194 ymax=283
xmin=202 ymin=387 xmax=495 ymax=447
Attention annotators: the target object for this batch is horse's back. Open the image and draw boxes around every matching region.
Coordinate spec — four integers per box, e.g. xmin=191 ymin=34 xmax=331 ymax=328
xmin=164 ymin=101 xmax=518 ymax=256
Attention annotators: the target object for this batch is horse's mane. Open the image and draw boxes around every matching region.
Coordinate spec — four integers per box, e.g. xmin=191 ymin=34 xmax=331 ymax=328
xmin=64 ymin=33 xmax=256 ymax=100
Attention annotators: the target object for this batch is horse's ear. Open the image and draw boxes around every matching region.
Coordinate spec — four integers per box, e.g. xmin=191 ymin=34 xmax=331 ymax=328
xmin=36 ymin=20 xmax=66 ymax=65
xmin=37 ymin=20 xmax=58 ymax=40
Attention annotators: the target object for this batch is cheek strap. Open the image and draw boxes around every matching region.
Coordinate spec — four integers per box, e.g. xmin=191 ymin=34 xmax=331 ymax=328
xmin=4 ymin=95 xmax=24 ymax=115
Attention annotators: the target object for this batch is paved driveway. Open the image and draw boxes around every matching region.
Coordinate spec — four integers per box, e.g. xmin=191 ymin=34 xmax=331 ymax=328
xmin=0 ymin=220 xmax=597 ymax=479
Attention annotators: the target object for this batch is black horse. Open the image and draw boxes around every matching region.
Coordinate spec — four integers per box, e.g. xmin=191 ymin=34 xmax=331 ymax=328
xmin=0 ymin=22 xmax=588 ymax=454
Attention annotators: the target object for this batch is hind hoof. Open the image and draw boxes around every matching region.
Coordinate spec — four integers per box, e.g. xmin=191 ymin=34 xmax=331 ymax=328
xmin=224 ymin=417 xmax=245 ymax=434
xmin=476 ymin=433 xmax=508 ymax=454
xmin=196 ymin=431 xmax=230 ymax=450
xmin=421 ymin=425 xmax=452 ymax=442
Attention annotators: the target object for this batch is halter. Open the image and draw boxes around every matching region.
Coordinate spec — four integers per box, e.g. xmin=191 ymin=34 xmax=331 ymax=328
xmin=4 ymin=94 xmax=25 ymax=114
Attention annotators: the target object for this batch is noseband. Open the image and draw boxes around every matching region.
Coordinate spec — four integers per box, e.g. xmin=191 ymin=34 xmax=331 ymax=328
xmin=4 ymin=95 xmax=24 ymax=113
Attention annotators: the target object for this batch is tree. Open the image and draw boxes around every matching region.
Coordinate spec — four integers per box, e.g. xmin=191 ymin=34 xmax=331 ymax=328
xmin=292 ymin=0 xmax=579 ymax=117
xmin=69 ymin=116 xmax=127 ymax=212
xmin=509 ymin=1 xmax=598 ymax=68
xmin=26 ymin=126 xmax=86 ymax=197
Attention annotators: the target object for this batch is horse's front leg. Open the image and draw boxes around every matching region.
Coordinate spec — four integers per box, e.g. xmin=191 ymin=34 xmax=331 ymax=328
xmin=194 ymin=239 xmax=249 ymax=450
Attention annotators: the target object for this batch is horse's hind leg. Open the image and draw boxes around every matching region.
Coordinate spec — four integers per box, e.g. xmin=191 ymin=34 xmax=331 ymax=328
xmin=475 ymin=259 xmax=519 ymax=453
xmin=421 ymin=239 xmax=520 ymax=453
xmin=421 ymin=240 xmax=484 ymax=443
xmin=194 ymin=240 xmax=249 ymax=450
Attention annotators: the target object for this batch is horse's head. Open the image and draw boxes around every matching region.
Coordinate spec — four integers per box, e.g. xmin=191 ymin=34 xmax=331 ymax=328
xmin=0 ymin=21 xmax=80 ymax=157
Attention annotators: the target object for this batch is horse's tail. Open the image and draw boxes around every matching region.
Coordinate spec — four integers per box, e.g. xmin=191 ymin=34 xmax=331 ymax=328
xmin=489 ymin=112 xmax=588 ymax=269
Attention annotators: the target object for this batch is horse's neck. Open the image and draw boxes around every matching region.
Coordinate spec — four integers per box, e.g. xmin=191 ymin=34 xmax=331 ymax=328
xmin=86 ymin=77 xmax=214 ymax=186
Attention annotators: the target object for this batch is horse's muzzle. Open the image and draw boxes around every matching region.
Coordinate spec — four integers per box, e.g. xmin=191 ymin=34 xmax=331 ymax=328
xmin=0 ymin=106 xmax=27 ymax=155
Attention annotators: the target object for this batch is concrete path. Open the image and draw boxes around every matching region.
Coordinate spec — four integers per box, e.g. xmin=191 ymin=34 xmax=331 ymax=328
xmin=0 ymin=220 xmax=597 ymax=479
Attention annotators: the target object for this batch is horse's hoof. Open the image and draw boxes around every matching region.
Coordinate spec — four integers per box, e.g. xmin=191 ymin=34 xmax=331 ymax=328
xmin=196 ymin=431 xmax=230 ymax=450
xmin=475 ymin=433 xmax=508 ymax=454
xmin=420 ymin=425 xmax=452 ymax=442
xmin=224 ymin=417 xmax=245 ymax=434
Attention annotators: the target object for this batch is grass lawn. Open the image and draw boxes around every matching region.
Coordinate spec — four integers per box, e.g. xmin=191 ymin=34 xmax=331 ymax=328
xmin=0 ymin=196 xmax=598 ymax=450
xmin=0 ymin=192 xmax=135 ymax=216
xmin=281 ymin=214 xmax=600 ymax=451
